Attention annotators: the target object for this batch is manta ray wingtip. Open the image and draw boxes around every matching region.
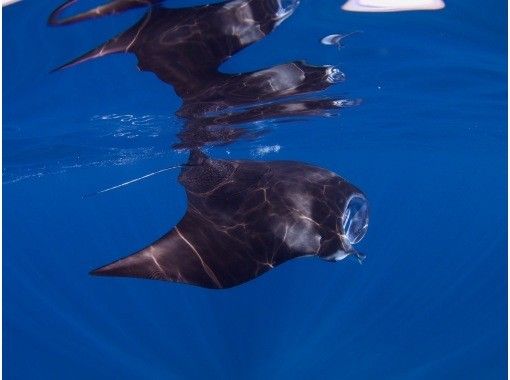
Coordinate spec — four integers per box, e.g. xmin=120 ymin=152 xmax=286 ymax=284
xmin=89 ymin=263 xmax=120 ymax=277
xmin=90 ymin=252 xmax=148 ymax=278
xmin=49 ymin=64 xmax=69 ymax=73
xmin=89 ymin=268 xmax=103 ymax=276
xmin=50 ymin=48 xmax=103 ymax=73
xmin=90 ymin=245 xmax=177 ymax=281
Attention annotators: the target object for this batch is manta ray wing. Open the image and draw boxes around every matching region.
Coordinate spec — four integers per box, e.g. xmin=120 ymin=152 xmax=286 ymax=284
xmin=49 ymin=0 xmax=301 ymax=97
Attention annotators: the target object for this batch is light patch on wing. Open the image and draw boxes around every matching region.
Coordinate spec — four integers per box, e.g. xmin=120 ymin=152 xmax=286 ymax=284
xmin=302 ymin=169 xmax=334 ymax=182
xmin=175 ymin=227 xmax=222 ymax=288
xmin=272 ymin=191 xmax=322 ymax=253
xmin=289 ymin=191 xmax=313 ymax=217
xmin=221 ymin=0 xmax=265 ymax=45
xmin=250 ymin=64 xmax=305 ymax=94
xmin=147 ymin=251 xmax=168 ymax=279
xmin=283 ymin=221 xmax=321 ymax=253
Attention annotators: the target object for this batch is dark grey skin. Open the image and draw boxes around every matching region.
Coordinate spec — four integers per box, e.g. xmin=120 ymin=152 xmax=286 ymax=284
xmin=91 ymin=150 xmax=368 ymax=289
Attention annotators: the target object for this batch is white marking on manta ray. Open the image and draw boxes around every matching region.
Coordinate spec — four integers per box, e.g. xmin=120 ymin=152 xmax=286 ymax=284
xmin=251 ymin=64 xmax=305 ymax=94
xmin=284 ymin=222 xmax=321 ymax=253
xmin=289 ymin=191 xmax=313 ymax=217
xmin=298 ymin=214 xmax=321 ymax=227
xmin=175 ymin=227 xmax=223 ymax=288
xmin=272 ymin=191 xmax=321 ymax=254
xmin=125 ymin=5 xmax=153 ymax=51
xmin=147 ymin=248 xmax=169 ymax=279
xmin=222 ymin=0 xmax=265 ymax=45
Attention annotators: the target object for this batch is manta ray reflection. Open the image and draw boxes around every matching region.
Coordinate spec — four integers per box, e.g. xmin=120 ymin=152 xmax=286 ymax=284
xmin=50 ymin=0 xmax=354 ymax=147
xmin=49 ymin=0 xmax=369 ymax=288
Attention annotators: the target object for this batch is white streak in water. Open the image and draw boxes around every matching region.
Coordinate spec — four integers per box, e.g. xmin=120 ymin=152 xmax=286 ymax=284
xmin=88 ymin=165 xmax=180 ymax=196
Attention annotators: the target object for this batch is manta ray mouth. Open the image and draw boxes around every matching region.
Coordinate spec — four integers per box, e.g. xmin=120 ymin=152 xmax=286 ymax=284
xmin=342 ymin=194 xmax=369 ymax=245
xmin=324 ymin=194 xmax=370 ymax=263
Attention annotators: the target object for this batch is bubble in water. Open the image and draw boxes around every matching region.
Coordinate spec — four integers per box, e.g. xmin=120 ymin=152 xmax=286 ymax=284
xmin=326 ymin=66 xmax=346 ymax=83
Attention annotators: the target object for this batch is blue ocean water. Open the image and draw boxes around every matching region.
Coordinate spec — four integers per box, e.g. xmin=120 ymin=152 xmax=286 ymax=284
xmin=3 ymin=0 xmax=507 ymax=378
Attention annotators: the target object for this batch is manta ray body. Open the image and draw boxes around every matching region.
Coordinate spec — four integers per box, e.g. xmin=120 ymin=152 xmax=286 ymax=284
xmin=92 ymin=151 xmax=368 ymax=288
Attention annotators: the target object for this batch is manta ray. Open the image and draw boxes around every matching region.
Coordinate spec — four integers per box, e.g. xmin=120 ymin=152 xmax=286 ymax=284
xmin=49 ymin=0 xmax=349 ymax=132
xmin=91 ymin=150 xmax=369 ymax=288
xmin=49 ymin=0 xmax=368 ymax=288
xmin=49 ymin=0 xmax=336 ymax=102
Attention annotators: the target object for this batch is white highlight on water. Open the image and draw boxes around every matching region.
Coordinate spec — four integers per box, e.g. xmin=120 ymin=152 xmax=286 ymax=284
xmin=341 ymin=0 xmax=445 ymax=12
xmin=252 ymin=145 xmax=281 ymax=157
xmin=2 ymin=0 xmax=22 ymax=7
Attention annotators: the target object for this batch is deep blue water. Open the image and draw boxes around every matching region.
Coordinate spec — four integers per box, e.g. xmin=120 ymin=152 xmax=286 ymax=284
xmin=3 ymin=0 xmax=507 ymax=379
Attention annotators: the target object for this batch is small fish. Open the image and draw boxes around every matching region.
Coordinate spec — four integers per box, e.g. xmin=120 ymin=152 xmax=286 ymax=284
xmin=321 ymin=31 xmax=361 ymax=48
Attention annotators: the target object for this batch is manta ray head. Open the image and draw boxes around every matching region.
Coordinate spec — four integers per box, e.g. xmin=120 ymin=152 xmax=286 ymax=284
xmin=319 ymin=192 xmax=369 ymax=263
xmin=304 ymin=177 xmax=369 ymax=263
